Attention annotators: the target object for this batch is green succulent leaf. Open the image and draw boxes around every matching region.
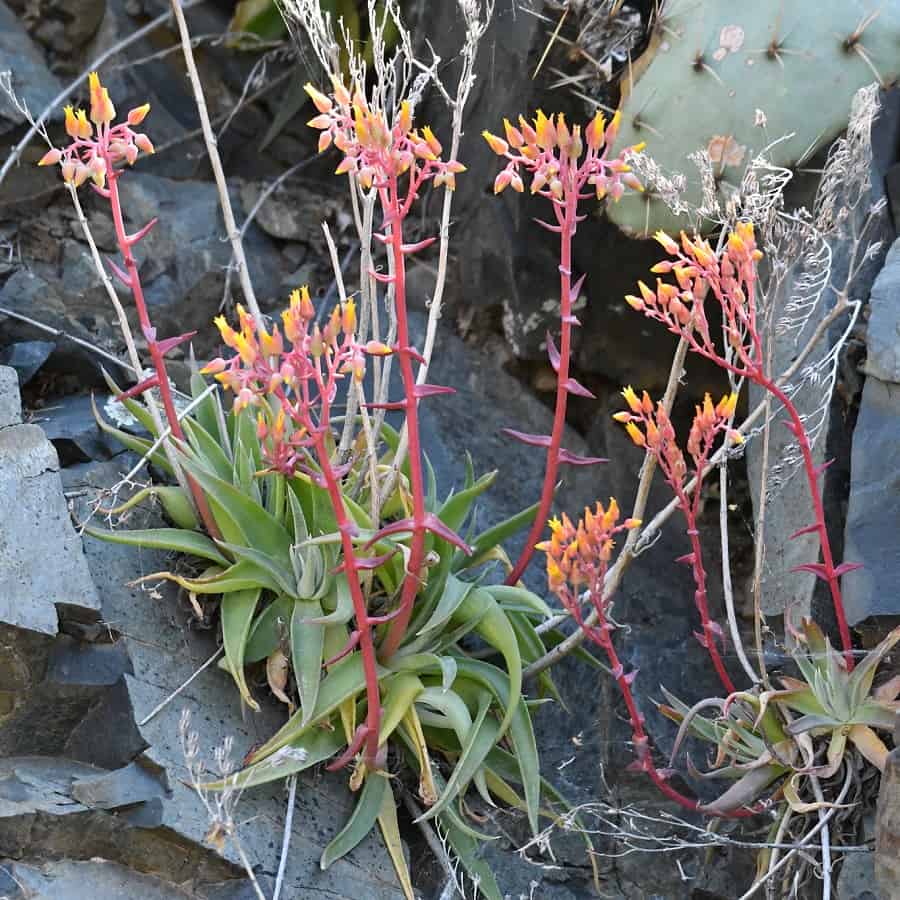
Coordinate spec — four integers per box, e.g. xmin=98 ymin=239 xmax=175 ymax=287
xmin=90 ymin=395 xmax=173 ymax=476
xmin=248 ymin=653 xmax=376 ymax=764
xmin=417 ymin=574 xmax=474 ymax=636
xmin=453 ymin=658 xmax=540 ymax=835
xmin=455 ymin=501 xmax=540 ymax=572
xmin=244 ymin=595 xmax=293 ymax=663
xmin=180 ymin=456 xmax=292 ymax=563
xmin=378 ymin=673 xmax=425 ymax=744
xmin=435 ymin=810 xmax=503 ymax=900
xmin=181 ymin=416 xmax=234 ymax=482
xmin=83 ymin=525 xmax=230 ymax=566
xmin=221 ymin=588 xmax=262 ymax=710
xmin=450 ymin=589 xmax=522 ymax=741
xmin=389 ymin=653 xmax=458 ymax=693
xmin=217 ymin=542 xmax=298 ymax=598
xmin=320 ymin=772 xmax=388 ymax=870
xmin=292 ymin=598 xmax=325 ymax=725
xmin=417 ymin=690 xmax=499 ymax=824
xmin=203 ymin=727 xmax=343 ymax=791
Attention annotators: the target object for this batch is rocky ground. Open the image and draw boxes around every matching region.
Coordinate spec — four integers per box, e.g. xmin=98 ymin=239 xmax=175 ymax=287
xmin=1 ymin=2 xmax=899 ymax=899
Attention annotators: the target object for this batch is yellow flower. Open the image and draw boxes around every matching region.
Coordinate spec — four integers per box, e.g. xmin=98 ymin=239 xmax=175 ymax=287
xmin=625 ymin=421 xmax=645 ymax=447
xmin=88 ymin=72 xmax=115 ymax=125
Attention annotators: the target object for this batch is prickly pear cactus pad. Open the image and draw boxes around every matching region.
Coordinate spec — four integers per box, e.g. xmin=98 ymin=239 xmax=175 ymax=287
xmin=608 ymin=0 xmax=900 ymax=236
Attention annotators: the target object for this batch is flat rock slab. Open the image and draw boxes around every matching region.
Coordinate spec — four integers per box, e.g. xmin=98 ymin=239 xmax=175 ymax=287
xmin=0 ymin=368 xmax=100 ymax=635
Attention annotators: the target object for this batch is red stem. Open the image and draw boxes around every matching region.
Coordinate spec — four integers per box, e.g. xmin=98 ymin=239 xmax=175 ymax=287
xmin=760 ymin=377 xmax=853 ymax=669
xmin=316 ymin=433 xmax=382 ymax=766
xmin=506 ymin=191 xmax=577 ymax=586
xmin=682 ymin=511 xmax=735 ymax=695
xmin=379 ymin=174 xmax=428 ymax=660
xmin=105 ymin=156 xmax=219 ymax=540
xmin=582 ymin=581 xmax=756 ymax=817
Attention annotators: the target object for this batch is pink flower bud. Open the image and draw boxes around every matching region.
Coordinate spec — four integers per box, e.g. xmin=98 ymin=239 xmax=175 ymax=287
xmin=37 ymin=147 xmax=62 ymax=168
xmin=134 ymin=134 xmax=154 ymax=155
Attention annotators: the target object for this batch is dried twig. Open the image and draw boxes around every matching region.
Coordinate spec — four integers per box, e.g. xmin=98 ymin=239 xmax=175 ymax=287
xmin=169 ymin=0 xmax=261 ymax=319
xmin=222 ymin=154 xmax=317 ymax=310
xmin=139 ymin=646 xmax=224 ymax=727
xmin=738 ymin=768 xmax=852 ymax=900
xmin=272 ymin=775 xmax=298 ymax=900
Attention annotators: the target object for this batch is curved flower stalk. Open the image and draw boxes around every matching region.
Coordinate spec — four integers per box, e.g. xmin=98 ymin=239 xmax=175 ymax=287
xmin=38 ymin=72 xmax=218 ymax=539
xmin=614 ymin=390 xmax=742 ymax=694
xmin=203 ymin=289 xmax=390 ymax=767
xmin=483 ymin=110 xmax=644 ymax=586
xmin=539 ymin=501 xmax=714 ymax=812
xmin=626 ymin=224 xmax=858 ymax=667
xmin=304 ymin=80 xmax=471 ymax=660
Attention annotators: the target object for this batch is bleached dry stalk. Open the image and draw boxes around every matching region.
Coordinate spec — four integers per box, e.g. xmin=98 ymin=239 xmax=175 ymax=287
xmin=169 ymin=0 xmax=261 ymax=320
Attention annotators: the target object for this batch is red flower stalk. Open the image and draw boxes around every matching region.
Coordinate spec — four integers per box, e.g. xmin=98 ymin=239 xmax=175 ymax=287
xmin=483 ymin=110 xmax=644 ymax=586
xmin=538 ymin=501 xmax=761 ymax=816
xmin=537 ymin=502 xmax=705 ymax=811
xmin=627 ymin=224 xmax=857 ymax=667
xmin=204 ymin=289 xmax=388 ymax=767
xmin=40 ymin=72 xmax=218 ymax=539
xmin=305 ymin=80 xmax=470 ymax=661
xmin=614 ymin=389 xmax=743 ymax=694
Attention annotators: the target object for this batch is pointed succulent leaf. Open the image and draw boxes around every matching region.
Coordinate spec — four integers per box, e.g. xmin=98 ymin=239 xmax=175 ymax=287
xmin=202 ymin=727 xmax=343 ymax=791
xmin=321 ymin=772 xmax=388 ymax=869
xmin=221 ymin=588 xmax=262 ymax=710
xmin=292 ymin=599 xmax=325 ymax=726
xmin=453 ymin=658 xmax=540 ymax=835
xmin=83 ymin=525 xmax=229 ymax=565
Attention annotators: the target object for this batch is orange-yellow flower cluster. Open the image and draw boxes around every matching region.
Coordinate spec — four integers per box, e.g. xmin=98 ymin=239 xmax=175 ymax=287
xmin=482 ymin=108 xmax=644 ymax=201
xmin=201 ymin=287 xmax=381 ymax=476
xmin=537 ymin=499 xmax=640 ymax=595
xmin=614 ymin=387 xmax=742 ymax=484
xmin=38 ymin=72 xmax=154 ymax=189
xmin=625 ymin=224 xmax=764 ymax=370
xmin=304 ymin=79 xmax=465 ymax=190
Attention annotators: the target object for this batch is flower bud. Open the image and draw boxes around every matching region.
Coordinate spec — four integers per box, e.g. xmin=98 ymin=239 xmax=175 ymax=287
xmin=127 ymin=104 xmax=151 ymax=126
xmin=304 ymin=83 xmax=333 ymax=114
xmin=88 ymin=72 xmax=115 ymax=125
xmin=64 ymin=106 xmax=79 ymax=138
xmin=482 ymin=130 xmax=508 ymax=156
xmin=37 ymin=148 xmax=61 ymax=167
xmin=134 ymin=134 xmax=154 ymax=155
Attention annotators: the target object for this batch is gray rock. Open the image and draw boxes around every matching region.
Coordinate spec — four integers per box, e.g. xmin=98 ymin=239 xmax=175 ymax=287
xmin=239 ymin=180 xmax=345 ymax=243
xmin=0 ymin=2 xmax=65 ymax=134
xmin=14 ymin=0 xmax=107 ymax=59
xmin=0 ymin=858 xmax=200 ymax=900
xmin=842 ymin=228 xmax=900 ymax=630
xmin=47 ymin=635 xmax=132 ymax=686
xmin=876 ymin=720 xmax=900 ymax=899
xmin=842 ymin=375 xmax=900 ymax=627
xmin=0 ymin=340 xmax=55 ymax=386
xmin=36 ymin=393 xmax=120 ymax=466
xmin=864 ymin=239 xmax=900 ymax=384
xmin=0 ymin=420 xmax=100 ymax=635
xmin=0 ymin=364 xmax=21 ymax=427
xmin=71 ymin=760 xmax=168 ymax=810
xmin=113 ymin=173 xmax=284 ymax=338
